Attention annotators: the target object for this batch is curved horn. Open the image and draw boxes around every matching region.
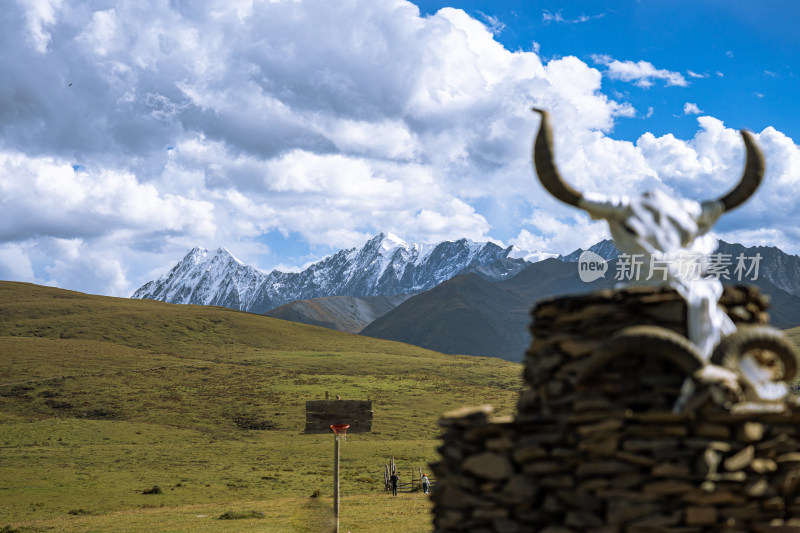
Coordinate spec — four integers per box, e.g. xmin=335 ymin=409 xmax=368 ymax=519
xmin=710 ymin=325 xmax=799 ymax=382
xmin=715 ymin=130 xmax=765 ymax=212
xmin=532 ymin=108 xmax=583 ymax=207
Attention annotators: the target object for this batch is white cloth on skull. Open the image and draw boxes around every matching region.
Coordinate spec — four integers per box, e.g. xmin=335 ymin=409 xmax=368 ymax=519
xmin=579 ymin=189 xmax=736 ymax=360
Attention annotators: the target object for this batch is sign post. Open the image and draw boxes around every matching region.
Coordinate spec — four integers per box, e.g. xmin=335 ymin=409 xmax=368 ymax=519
xmin=305 ymin=399 xmax=373 ymax=533
xmin=334 ymin=433 xmax=339 ymax=530
xmin=330 ymin=423 xmax=349 ymax=532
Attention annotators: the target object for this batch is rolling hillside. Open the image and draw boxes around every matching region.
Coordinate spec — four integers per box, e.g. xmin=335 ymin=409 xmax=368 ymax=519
xmin=0 ymin=281 xmax=522 ymax=531
xmin=361 ymin=258 xmax=611 ymax=361
xmin=360 ymin=273 xmax=530 ymax=361
xmin=265 ymin=294 xmax=412 ymax=333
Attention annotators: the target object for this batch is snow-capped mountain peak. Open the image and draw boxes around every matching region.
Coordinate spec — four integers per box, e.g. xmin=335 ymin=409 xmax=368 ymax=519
xmin=131 ymin=233 xmax=539 ymax=314
xmin=132 ymin=245 xmax=265 ymax=310
xmin=508 ymin=245 xmax=560 ymax=263
xmin=216 ymin=246 xmax=244 ymax=264
xmin=380 ymin=232 xmax=408 ymax=251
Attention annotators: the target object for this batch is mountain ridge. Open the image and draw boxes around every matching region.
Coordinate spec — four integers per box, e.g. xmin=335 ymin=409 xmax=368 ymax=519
xmin=131 ymin=233 xmax=544 ymax=314
xmin=132 ymin=233 xmax=800 ymax=358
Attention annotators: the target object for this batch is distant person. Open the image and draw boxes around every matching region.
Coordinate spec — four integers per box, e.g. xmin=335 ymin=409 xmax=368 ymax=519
xmin=390 ymin=472 xmax=399 ymax=496
xmin=422 ymin=473 xmax=430 ymax=494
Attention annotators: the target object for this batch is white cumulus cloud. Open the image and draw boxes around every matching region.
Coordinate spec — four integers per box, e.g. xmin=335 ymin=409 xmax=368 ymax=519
xmin=684 ymin=102 xmax=703 ymax=115
xmin=593 ymin=55 xmax=688 ymax=88
xmin=0 ymin=0 xmax=797 ymax=297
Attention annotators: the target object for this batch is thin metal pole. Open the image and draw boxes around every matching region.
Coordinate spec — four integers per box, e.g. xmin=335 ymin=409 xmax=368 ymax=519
xmin=334 ymin=435 xmax=340 ymax=533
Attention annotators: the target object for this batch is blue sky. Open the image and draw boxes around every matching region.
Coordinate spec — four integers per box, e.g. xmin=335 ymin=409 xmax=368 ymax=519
xmin=417 ymin=0 xmax=800 ymax=141
xmin=0 ymin=0 xmax=798 ymax=297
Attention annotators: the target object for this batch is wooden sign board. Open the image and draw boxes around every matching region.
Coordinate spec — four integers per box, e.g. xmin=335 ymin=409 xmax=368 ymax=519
xmin=305 ymin=400 xmax=373 ymax=434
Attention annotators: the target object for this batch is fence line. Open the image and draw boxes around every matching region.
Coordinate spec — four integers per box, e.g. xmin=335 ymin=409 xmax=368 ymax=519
xmin=383 ymin=457 xmax=435 ymax=493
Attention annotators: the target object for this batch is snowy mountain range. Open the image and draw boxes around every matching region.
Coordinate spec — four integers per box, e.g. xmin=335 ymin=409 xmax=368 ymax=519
xmin=132 ymin=231 xmax=800 ymax=333
xmin=131 ymin=233 xmax=554 ymax=314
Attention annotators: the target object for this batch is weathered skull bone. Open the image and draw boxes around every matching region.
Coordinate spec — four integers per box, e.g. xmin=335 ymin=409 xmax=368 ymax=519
xmin=532 ymin=108 xmax=765 ymax=257
xmin=532 ymin=108 xmax=798 ymax=405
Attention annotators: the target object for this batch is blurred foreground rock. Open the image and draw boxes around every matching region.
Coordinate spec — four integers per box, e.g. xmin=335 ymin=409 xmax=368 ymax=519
xmin=432 ymin=286 xmax=800 ymax=532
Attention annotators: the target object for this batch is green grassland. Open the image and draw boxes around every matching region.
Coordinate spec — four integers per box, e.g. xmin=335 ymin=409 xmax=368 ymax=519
xmin=0 ymin=281 xmax=523 ymax=531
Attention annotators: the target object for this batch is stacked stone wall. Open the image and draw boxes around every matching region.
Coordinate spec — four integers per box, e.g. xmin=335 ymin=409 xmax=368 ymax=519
xmin=431 ymin=286 xmax=800 ymax=532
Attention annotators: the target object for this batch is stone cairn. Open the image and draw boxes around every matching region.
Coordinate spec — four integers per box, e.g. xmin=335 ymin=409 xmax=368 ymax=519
xmin=431 ymin=285 xmax=800 ymax=532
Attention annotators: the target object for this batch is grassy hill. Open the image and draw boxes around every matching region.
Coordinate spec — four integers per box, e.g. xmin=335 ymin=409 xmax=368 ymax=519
xmin=361 ymin=273 xmax=530 ymax=361
xmin=361 ymin=256 xmax=800 ymax=361
xmin=0 ymin=281 xmax=523 ymax=532
xmin=265 ymin=294 xmax=412 ymax=334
